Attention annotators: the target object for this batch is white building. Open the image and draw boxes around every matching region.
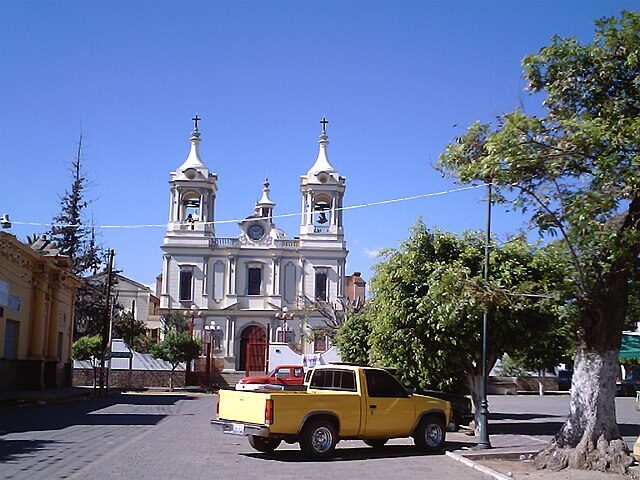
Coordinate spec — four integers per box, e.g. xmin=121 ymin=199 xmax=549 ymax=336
xmin=112 ymin=274 xmax=162 ymax=342
xmin=159 ymin=118 xmax=348 ymax=372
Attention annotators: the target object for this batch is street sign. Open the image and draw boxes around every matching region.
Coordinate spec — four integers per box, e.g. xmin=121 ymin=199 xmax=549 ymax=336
xmin=108 ymin=351 xmax=133 ymax=359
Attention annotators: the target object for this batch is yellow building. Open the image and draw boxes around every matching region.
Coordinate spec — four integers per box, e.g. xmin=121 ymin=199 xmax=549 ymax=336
xmin=0 ymin=232 xmax=80 ymax=390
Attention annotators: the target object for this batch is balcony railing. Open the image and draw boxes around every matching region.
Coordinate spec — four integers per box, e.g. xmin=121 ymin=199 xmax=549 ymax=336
xmin=213 ymin=237 xmax=240 ymax=247
xmin=275 ymin=239 xmax=300 ymax=248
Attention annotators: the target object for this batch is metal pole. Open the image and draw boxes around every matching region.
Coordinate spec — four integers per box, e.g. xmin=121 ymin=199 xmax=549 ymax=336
xmin=99 ymin=249 xmax=115 ymax=394
xmin=477 ymin=183 xmax=492 ymax=449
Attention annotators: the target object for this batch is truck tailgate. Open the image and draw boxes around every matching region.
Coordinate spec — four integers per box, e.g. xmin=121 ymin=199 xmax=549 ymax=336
xmin=218 ymin=389 xmax=270 ymax=425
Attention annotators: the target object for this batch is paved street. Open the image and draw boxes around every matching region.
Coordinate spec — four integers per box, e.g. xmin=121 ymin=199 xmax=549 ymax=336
xmin=487 ymin=394 xmax=640 ymax=450
xmin=1 ymin=392 xmax=639 ymax=480
xmin=0 ymin=392 xmax=485 ymax=480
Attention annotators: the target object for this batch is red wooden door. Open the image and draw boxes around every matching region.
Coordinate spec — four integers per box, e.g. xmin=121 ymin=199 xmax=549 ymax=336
xmin=242 ymin=326 xmax=266 ymax=374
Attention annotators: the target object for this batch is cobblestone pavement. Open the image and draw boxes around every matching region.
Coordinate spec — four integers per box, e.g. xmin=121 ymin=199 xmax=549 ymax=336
xmin=0 ymin=393 xmax=486 ymax=480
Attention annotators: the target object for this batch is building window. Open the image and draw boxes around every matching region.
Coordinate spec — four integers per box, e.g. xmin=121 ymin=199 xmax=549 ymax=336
xmin=314 ymin=334 xmax=328 ymax=353
xmin=179 ymin=269 xmax=193 ymax=301
xmin=315 ymin=272 xmax=328 ymax=301
xmin=3 ymin=319 xmax=19 ymax=360
xmin=248 ymin=267 xmax=261 ymax=295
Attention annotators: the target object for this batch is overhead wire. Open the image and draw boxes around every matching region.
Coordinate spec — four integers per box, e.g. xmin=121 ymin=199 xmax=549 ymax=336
xmin=10 ymin=183 xmax=486 ymax=230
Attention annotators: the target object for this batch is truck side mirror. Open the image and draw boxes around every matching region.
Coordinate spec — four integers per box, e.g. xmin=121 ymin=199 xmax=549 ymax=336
xmin=406 ymin=386 xmax=416 ymax=396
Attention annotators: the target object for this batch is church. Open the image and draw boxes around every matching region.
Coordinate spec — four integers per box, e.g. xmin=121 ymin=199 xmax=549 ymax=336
xmin=159 ymin=117 xmax=349 ymax=373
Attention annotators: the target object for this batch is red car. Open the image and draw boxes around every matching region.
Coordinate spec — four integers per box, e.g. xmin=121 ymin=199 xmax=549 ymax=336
xmin=237 ymin=365 xmax=305 ymax=389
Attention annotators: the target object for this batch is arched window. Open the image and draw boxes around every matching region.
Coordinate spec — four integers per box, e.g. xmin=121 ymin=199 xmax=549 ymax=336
xmin=181 ymin=191 xmax=201 ymax=225
xmin=313 ymin=195 xmax=331 ymax=232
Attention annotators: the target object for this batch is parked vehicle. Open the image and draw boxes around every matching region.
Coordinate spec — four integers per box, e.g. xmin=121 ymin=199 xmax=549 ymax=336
xmin=415 ymin=389 xmax=473 ymax=431
xmin=558 ymin=370 xmax=573 ymax=391
xmin=236 ymin=365 xmax=305 ymax=390
xmin=213 ymin=364 xmax=451 ymax=459
xmin=616 ymin=375 xmax=638 ymax=397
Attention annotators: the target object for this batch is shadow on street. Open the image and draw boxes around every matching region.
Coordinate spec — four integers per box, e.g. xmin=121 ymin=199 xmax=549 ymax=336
xmin=0 ymin=439 xmax=61 ymax=463
xmin=490 ymin=421 xmax=639 ymax=438
xmin=243 ymin=440 xmax=475 ymax=462
xmin=0 ymin=393 xmax=197 ymax=436
xmin=490 ymin=412 xmax=561 ymax=421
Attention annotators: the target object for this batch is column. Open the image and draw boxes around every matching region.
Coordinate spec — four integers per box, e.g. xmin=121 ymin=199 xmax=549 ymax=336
xmin=331 ymin=195 xmax=336 ymax=226
xmin=46 ymin=284 xmax=61 ymax=360
xmin=169 ymin=188 xmax=175 ymax=221
xmin=300 ymin=258 xmax=307 ymax=298
xmin=228 ymin=256 xmax=237 ymax=295
xmin=228 ymin=317 xmax=236 ymax=356
xmin=29 ymin=274 xmax=47 ymax=359
xmin=202 ymin=257 xmax=209 ymax=298
xmin=271 ymin=257 xmax=280 ymax=296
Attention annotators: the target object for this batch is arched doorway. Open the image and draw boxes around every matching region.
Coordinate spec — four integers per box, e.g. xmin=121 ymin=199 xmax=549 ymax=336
xmin=238 ymin=325 xmax=266 ymax=374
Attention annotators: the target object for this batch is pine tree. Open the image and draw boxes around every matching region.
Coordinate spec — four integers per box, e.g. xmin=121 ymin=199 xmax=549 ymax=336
xmin=50 ymin=131 xmax=90 ymax=274
xmin=49 ymin=131 xmax=112 ymax=339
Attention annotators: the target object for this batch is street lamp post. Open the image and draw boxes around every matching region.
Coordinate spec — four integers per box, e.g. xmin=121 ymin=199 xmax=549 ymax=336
xmin=203 ymin=321 xmax=220 ymax=386
xmin=183 ymin=304 xmax=201 ymax=374
xmin=477 ymin=183 xmax=493 ymax=450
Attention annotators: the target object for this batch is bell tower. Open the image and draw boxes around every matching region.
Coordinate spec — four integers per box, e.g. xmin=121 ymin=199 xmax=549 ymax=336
xmin=165 ymin=114 xmax=218 ymax=241
xmin=299 ymin=117 xmax=346 ymax=245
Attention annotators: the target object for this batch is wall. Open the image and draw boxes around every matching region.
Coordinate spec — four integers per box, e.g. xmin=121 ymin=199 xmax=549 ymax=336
xmin=73 ymin=368 xmax=186 ymax=389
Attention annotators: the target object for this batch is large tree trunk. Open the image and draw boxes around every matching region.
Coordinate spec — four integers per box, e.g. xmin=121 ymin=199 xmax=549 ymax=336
xmin=466 ymin=371 xmax=483 ymax=433
xmin=535 ymin=284 xmax=633 ymax=473
xmin=535 ymin=349 xmax=630 ymax=472
xmin=538 ymin=369 xmax=545 ymax=396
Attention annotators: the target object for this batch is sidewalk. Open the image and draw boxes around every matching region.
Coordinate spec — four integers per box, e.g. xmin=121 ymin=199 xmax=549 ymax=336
xmin=443 ymin=394 xmax=638 ymax=480
xmin=0 ymin=386 xmax=94 ymax=410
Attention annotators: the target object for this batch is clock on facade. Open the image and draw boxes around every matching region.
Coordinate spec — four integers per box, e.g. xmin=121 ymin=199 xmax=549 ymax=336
xmin=248 ymin=224 xmax=265 ymax=241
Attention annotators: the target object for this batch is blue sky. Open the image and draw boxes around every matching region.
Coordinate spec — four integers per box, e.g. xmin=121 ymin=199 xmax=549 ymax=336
xmin=1 ymin=1 xmax=636 ymax=287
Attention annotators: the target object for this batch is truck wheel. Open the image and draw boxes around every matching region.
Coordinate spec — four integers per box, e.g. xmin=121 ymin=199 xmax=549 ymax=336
xmin=363 ymin=439 xmax=388 ymax=449
xmin=299 ymin=419 xmax=337 ymax=459
xmin=413 ymin=415 xmax=446 ymax=453
xmin=248 ymin=435 xmax=281 ymax=452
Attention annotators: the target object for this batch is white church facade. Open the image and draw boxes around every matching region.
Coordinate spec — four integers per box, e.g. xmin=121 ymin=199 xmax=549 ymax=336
xmin=159 ymin=117 xmax=348 ymax=373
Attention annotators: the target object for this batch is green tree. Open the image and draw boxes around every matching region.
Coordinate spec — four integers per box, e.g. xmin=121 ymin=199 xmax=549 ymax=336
xmin=160 ymin=311 xmax=189 ymax=335
xmin=112 ymin=310 xmax=152 ymax=353
xmin=150 ymin=332 xmax=201 ymax=391
xmin=335 ymin=307 xmax=373 ymax=366
xmin=48 ymin=133 xmax=112 ymax=339
xmin=352 ymin=222 xmax=572 ymax=427
xmin=72 ymin=334 xmax=102 ymax=392
xmin=438 ymin=12 xmax=640 ymax=472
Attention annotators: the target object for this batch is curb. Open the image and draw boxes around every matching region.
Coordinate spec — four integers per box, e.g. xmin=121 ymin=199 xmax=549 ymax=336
xmin=446 ymin=450 xmax=513 ymax=480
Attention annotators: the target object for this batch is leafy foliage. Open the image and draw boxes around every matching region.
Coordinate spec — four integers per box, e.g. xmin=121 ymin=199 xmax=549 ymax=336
xmin=437 ymin=12 xmax=640 ymax=469
xmin=306 ymin=297 xmax=365 ymax=339
xmin=335 ymin=307 xmax=373 ymax=366
xmin=346 ymin=222 xmax=573 ymax=396
xmin=72 ymin=334 xmax=103 ymax=367
xmin=160 ymin=311 xmax=189 ymax=335
xmin=150 ymin=332 xmax=201 ymax=372
xmin=112 ymin=310 xmax=152 ymax=353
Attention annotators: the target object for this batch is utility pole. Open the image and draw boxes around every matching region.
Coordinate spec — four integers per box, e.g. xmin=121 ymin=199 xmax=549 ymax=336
xmin=477 ymin=183 xmax=493 ymax=449
xmin=99 ymin=249 xmax=115 ymax=394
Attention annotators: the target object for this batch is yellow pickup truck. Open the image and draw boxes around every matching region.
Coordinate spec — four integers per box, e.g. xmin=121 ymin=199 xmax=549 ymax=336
xmin=212 ymin=364 xmax=451 ymax=459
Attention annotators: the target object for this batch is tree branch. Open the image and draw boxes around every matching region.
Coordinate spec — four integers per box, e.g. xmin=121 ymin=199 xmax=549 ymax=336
xmin=512 ymin=184 xmax=587 ymax=292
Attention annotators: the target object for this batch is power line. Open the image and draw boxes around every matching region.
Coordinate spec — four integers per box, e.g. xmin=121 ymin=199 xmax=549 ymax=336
xmin=10 ymin=184 xmax=486 ymax=230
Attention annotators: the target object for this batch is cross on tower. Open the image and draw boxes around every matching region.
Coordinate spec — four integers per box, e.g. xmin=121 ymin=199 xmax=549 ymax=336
xmin=192 ymin=114 xmax=201 ymax=131
xmin=320 ymin=117 xmax=329 ymax=134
